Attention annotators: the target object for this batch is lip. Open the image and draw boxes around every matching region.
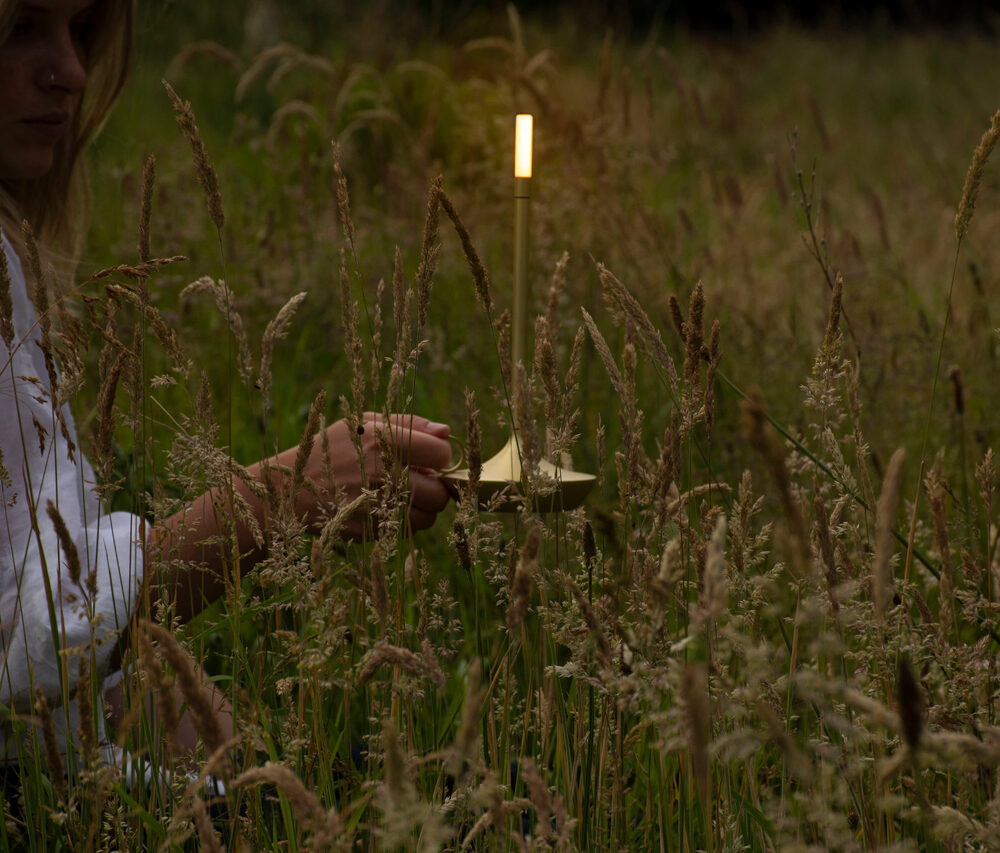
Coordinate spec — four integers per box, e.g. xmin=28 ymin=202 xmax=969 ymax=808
xmin=19 ymin=112 xmax=70 ymax=142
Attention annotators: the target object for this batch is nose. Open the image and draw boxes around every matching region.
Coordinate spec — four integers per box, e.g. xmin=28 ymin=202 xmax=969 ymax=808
xmin=42 ymin=28 xmax=88 ymax=95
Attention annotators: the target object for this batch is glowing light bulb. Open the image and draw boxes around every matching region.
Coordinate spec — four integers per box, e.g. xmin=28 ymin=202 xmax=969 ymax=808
xmin=515 ymin=114 xmax=533 ymax=178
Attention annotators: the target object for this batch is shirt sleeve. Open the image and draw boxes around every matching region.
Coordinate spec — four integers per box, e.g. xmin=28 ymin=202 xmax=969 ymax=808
xmin=0 ymin=234 xmax=144 ymax=712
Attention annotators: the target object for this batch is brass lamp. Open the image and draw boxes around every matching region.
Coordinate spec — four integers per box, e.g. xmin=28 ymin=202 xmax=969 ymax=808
xmin=443 ymin=115 xmax=595 ymax=512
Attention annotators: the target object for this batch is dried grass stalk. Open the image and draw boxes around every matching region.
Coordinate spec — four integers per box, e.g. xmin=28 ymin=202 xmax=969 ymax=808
xmin=435 ymin=185 xmax=493 ymax=317
xmin=75 ymin=656 xmax=97 ymax=765
xmin=545 ymin=251 xmax=569 ymax=333
xmin=34 ymin=687 xmax=67 ymax=803
xmin=387 ymin=249 xmax=413 ymax=406
xmin=259 ymin=291 xmax=307 ymax=410
xmin=338 ymin=255 xmax=365 ymax=410
xmin=507 ymin=525 xmax=540 ymax=631
xmin=741 ymin=391 xmax=808 ymax=571
xmin=496 ymin=308 xmax=512 ymax=392
xmin=142 ymin=620 xmax=226 ymax=756
xmin=581 ymin=306 xmax=626 ymax=402
xmin=137 ymin=154 xmax=155 ymax=262
xmin=896 ymin=657 xmax=923 ymax=752
xmin=136 ymin=628 xmax=182 ymax=756
xmin=163 ymin=81 xmax=224 ymax=231
xmin=448 ymin=658 xmax=484 ymax=779
xmin=285 ymin=390 xmax=325 ymax=516
xmin=94 ymin=348 xmax=124 ymax=480
xmin=563 ymin=572 xmax=612 ymax=667
xmin=370 ymin=543 xmax=390 ymax=626
xmin=682 ymin=282 xmax=705 ymax=390
xmin=191 ymin=795 xmax=224 ymax=853
xmin=235 ymin=761 xmax=343 ymax=842
xmin=948 ymin=364 xmax=964 ymax=416
xmin=331 ymin=141 xmax=356 ymax=253
xmin=513 ymin=363 xmax=541 ymax=479
xmin=680 ymin=664 xmax=711 ymax=805
xmin=21 ymin=221 xmax=74 ymax=457
xmin=699 ymin=513 xmax=728 ymax=626
xmin=182 ymin=276 xmax=253 ymax=386
xmin=452 ymin=519 xmax=473 ymax=572
xmin=357 ymin=639 xmax=445 ymax=688
xmin=534 ymin=315 xmax=561 ymax=424
xmin=311 ymin=493 xmax=368 ymax=572
xmin=0 ymin=224 xmax=14 ymax=349
xmin=465 ymin=388 xmax=482 ymax=501
xmin=926 ymin=465 xmax=954 ymax=637
xmin=417 ymin=176 xmax=443 ymax=328
xmin=45 ymin=500 xmax=82 ymax=586
xmin=955 ymin=107 xmax=1000 ymax=239
xmin=597 ymin=263 xmax=679 ymax=394
xmin=703 ymin=318 xmax=722 ymax=434
xmin=813 ymin=486 xmax=839 ymax=616
xmin=873 ymin=447 xmax=906 ymax=620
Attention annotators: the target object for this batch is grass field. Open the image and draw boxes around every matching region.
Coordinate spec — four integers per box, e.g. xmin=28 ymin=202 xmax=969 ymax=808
xmin=7 ymin=2 xmax=1000 ymax=850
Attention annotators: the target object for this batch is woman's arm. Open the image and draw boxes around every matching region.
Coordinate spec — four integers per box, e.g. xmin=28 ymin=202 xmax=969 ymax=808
xmin=151 ymin=413 xmax=452 ymax=623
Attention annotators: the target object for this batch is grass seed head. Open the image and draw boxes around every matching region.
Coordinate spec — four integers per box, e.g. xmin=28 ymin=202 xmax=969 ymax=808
xmin=507 ymin=525 xmax=540 ymax=631
xmin=564 ymin=572 xmax=612 ymax=667
xmin=465 ymin=387 xmax=482 ymax=499
xmin=163 ymin=81 xmax=225 ymax=232
xmin=955 ymin=107 xmax=1000 ymax=240
xmin=191 ymin=795 xmax=224 ymax=853
xmin=436 ymin=184 xmax=493 ymax=318
xmin=75 ymin=656 xmax=97 ymax=766
xmin=143 ymin=620 xmax=227 ymax=758
xmin=137 ymin=154 xmax=155 ymax=262
xmin=416 ymin=175 xmax=443 ymax=329
xmin=598 ymin=262 xmax=678 ymax=394
xmin=331 ymin=140 xmax=356 ymax=253
xmin=45 ymin=500 xmax=82 ymax=586
xmin=34 ymin=687 xmax=67 ymax=803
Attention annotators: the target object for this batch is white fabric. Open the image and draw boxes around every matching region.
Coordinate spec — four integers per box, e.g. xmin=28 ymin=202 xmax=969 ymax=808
xmin=0 ymin=231 xmax=143 ymax=758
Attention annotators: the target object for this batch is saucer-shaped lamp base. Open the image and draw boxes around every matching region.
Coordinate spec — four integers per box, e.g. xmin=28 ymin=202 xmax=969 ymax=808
xmin=442 ymin=434 xmax=596 ymax=513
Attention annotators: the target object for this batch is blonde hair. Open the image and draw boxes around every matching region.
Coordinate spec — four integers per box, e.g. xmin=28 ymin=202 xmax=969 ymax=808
xmin=0 ymin=0 xmax=134 ymax=262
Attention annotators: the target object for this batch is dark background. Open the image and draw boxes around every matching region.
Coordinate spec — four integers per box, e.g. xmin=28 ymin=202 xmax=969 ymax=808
xmin=447 ymin=0 xmax=1000 ymax=34
xmin=144 ymin=1 xmax=1000 ymax=57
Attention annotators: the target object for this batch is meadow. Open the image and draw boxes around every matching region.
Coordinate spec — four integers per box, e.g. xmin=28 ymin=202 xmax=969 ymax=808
xmin=6 ymin=2 xmax=1000 ymax=850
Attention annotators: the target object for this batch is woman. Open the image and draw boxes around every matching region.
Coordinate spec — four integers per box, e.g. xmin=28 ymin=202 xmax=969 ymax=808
xmin=0 ymin=0 xmax=452 ymax=761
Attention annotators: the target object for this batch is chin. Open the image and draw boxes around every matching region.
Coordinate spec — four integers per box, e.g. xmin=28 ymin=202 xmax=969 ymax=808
xmin=0 ymin=152 xmax=58 ymax=183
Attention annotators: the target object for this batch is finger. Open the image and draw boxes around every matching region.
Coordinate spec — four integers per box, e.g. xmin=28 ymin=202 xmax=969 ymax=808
xmin=408 ymin=506 xmax=437 ymax=533
xmin=409 ymin=469 xmax=451 ymax=514
xmin=382 ymin=428 xmax=452 ymax=470
xmin=365 ymin=413 xmax=451 ymax=439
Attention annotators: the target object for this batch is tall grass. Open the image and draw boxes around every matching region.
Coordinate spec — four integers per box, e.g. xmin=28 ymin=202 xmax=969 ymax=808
xmin=6 ymin=5 xmax=1000 ymax=850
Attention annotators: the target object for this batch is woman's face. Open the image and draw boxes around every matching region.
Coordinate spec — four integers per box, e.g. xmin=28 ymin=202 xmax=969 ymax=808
xmin=0 ymin=0 xmax=95 ymax=182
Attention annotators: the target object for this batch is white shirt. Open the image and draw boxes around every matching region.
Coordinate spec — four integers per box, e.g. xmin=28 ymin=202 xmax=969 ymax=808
xmin=0 ymin=231 xmax=143 ymax=756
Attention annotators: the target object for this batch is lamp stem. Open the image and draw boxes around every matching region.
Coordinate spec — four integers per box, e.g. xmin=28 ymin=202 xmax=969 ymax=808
xmin=512 ymin=176 xmax=531 ymax=373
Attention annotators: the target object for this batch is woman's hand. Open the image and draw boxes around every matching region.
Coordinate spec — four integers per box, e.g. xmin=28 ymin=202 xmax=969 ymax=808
xmin=155 ymin=412 xmax=453 ymax=622
xmin=288 ymin=412 xmax=453 ymax=539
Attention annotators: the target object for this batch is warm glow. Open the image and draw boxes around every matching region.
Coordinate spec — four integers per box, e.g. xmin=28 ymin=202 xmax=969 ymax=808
xmin=515 ymin=114 xmax=533 ymax=178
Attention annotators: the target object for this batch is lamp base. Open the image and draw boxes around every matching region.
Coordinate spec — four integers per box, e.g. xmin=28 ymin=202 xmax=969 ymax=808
xmin=442 ymin=434 xmax=596 ymax=513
